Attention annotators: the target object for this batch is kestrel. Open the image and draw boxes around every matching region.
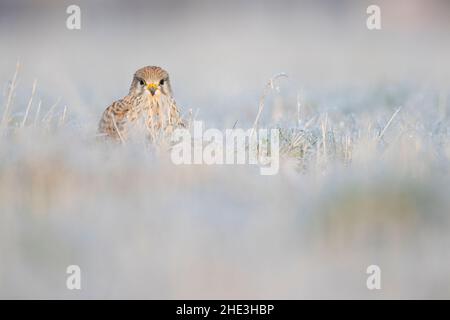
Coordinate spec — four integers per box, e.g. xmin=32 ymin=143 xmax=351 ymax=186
xmin=98 ymin=66 xmax=183 ymax=142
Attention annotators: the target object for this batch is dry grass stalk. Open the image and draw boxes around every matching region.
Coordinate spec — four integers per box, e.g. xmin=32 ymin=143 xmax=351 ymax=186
xmin=21 ymin=79 xmax=37 ymax=127
xmin=250 ymin=72 xmax=288 ymax=139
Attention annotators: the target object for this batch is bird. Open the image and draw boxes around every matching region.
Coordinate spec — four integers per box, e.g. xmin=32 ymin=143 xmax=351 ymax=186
xmin=98 ymin=66 xmax=183 ymax=142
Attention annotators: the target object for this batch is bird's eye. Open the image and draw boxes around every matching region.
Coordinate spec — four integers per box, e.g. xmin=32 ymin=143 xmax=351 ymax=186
xmin=159 ymin=79 xmax=165 ymax=86
xmin=139 ymin=79 xmax=145 ymax=86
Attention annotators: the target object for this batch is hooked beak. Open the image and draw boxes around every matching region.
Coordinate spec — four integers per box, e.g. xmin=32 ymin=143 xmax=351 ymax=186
xmin=147 ymin=83 xmax=158 ymax=96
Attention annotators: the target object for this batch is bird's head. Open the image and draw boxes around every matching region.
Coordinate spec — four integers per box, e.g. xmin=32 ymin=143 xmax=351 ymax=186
xmin=129 ymin=66 xmax=172 ymax=98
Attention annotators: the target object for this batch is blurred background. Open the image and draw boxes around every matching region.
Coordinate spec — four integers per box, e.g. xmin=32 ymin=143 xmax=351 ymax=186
xmin=1 ymin=0 xmax=449 ymax=125
xmin=0 ymin=0 xmax=449 ymax=298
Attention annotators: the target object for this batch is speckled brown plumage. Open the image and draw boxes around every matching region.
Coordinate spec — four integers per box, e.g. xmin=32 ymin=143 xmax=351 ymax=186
xmin=98 ymin=66 xmax=183 ymax=142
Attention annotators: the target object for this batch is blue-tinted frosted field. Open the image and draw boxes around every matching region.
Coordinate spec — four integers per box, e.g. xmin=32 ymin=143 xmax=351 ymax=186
xmin=0 ymin=0 xmax=449 ymax=298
